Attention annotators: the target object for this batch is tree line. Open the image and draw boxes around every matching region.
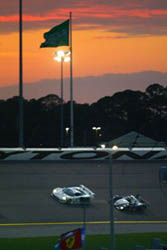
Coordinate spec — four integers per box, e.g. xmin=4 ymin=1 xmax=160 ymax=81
xmin=0 ymin=83 xmax=166 ymax=147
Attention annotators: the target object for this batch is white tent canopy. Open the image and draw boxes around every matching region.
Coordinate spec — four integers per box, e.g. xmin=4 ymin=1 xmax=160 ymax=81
xmin=105 ymin=131 xmax=167 ymax=148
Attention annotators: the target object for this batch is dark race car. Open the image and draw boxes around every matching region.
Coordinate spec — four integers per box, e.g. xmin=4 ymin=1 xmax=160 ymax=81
xmin=113 ymin=194 xmax=148 ymax=212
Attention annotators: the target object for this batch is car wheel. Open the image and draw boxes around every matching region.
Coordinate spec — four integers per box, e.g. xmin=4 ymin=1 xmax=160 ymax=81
xmin=67 ymin=199 xmax=72 ymax=204
xmin=129 ymin=206 xmax=135 ymax=212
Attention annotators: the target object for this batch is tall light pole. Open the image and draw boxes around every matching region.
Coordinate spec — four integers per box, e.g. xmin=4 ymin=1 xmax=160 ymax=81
xmin=19 ymin=0 xmax=24 ymax=147
xmin=54 ymin=51 xmax=70 ymax=147
xmin=109 ymin=150 xmax=115 ymax=250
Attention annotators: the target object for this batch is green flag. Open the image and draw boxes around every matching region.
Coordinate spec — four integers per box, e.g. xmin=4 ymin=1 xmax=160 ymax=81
xmin=40 ymin=20 xmax=69 ymax=48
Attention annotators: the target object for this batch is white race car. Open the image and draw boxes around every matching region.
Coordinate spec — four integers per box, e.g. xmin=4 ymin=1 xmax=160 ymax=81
xmin=51 ymin=185 xmax=95 ymax=204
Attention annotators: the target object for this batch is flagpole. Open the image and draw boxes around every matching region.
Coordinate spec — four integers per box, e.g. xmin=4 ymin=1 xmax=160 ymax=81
xmin=19 ymin=0 xmax=24 ymax=147
xmin=69 ymin=12 xmax=74 ymax=147
xmin=83 ymin=205 xmax=86 ymax=250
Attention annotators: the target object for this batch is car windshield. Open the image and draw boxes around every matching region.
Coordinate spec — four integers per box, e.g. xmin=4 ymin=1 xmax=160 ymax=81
xmin=63 ymin=188 xmax=75 ymax=196
xmin=63 ymin=187 xmax=85 ymax=197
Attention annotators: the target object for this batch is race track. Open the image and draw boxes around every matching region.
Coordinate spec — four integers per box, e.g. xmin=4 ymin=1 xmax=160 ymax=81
xmin=0 ymin=160 xmax=167 ymax=237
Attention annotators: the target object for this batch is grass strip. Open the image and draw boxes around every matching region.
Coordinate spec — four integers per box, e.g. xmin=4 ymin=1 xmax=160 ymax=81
xmin=0 ymin=232 xmax=167 ymax=250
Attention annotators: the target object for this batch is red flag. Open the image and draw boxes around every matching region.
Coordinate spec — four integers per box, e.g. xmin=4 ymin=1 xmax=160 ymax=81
xmin=60 ymin=228 xmax=82 ymax=250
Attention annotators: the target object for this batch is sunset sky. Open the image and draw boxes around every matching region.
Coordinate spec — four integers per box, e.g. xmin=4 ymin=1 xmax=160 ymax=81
xmin=0 ymin=0 xmax=167 ymax=103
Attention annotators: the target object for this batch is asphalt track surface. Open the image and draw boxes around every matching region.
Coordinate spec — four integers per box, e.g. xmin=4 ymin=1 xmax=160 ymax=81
xmin=0 ymin=160 xmax=167 ymax=237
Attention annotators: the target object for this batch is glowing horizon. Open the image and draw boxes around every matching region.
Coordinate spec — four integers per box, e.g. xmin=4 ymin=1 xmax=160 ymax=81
xmin=0 ymin=0 xmax=167 ymax=102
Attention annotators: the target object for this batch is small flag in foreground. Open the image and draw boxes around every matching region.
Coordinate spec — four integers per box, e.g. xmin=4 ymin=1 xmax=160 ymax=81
xmin=40 ymin=20 xmax=69 ymax=48
xmin=60 ymin=228 xmax=85 ymax=250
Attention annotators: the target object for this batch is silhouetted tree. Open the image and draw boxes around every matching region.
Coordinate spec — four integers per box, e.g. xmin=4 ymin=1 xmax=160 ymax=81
xmin=0 ymin=83 xmax=166 ymax=147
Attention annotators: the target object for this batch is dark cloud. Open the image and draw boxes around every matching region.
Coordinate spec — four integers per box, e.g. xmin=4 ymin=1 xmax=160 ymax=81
xmin=0 ymin=71 xmax=166 ymax=104
xmin=110 ymin=0 xmax=167 ymax=10
xmin=0 ymin=0 xmax=81 ymax=15
xmin=139 ymin=0 xmax=167 ymax=10
xmin=1 ymin=0 xmax=167 ymax=15
xmin=0 ymin=0 xmax=167 ymax=36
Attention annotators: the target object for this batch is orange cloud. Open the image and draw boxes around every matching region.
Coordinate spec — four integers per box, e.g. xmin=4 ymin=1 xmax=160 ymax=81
xmin=1 ymin=6 xmax=167 ymax=23
xmin=0 ymin=15 xmax=18 ymax=22
xmin=0 ymin=14 xmax=64 ymax=22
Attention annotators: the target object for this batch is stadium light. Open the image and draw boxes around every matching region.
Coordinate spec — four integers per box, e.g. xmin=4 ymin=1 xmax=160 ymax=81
xmin=92 ymin=127 xmax=101 ymax=145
